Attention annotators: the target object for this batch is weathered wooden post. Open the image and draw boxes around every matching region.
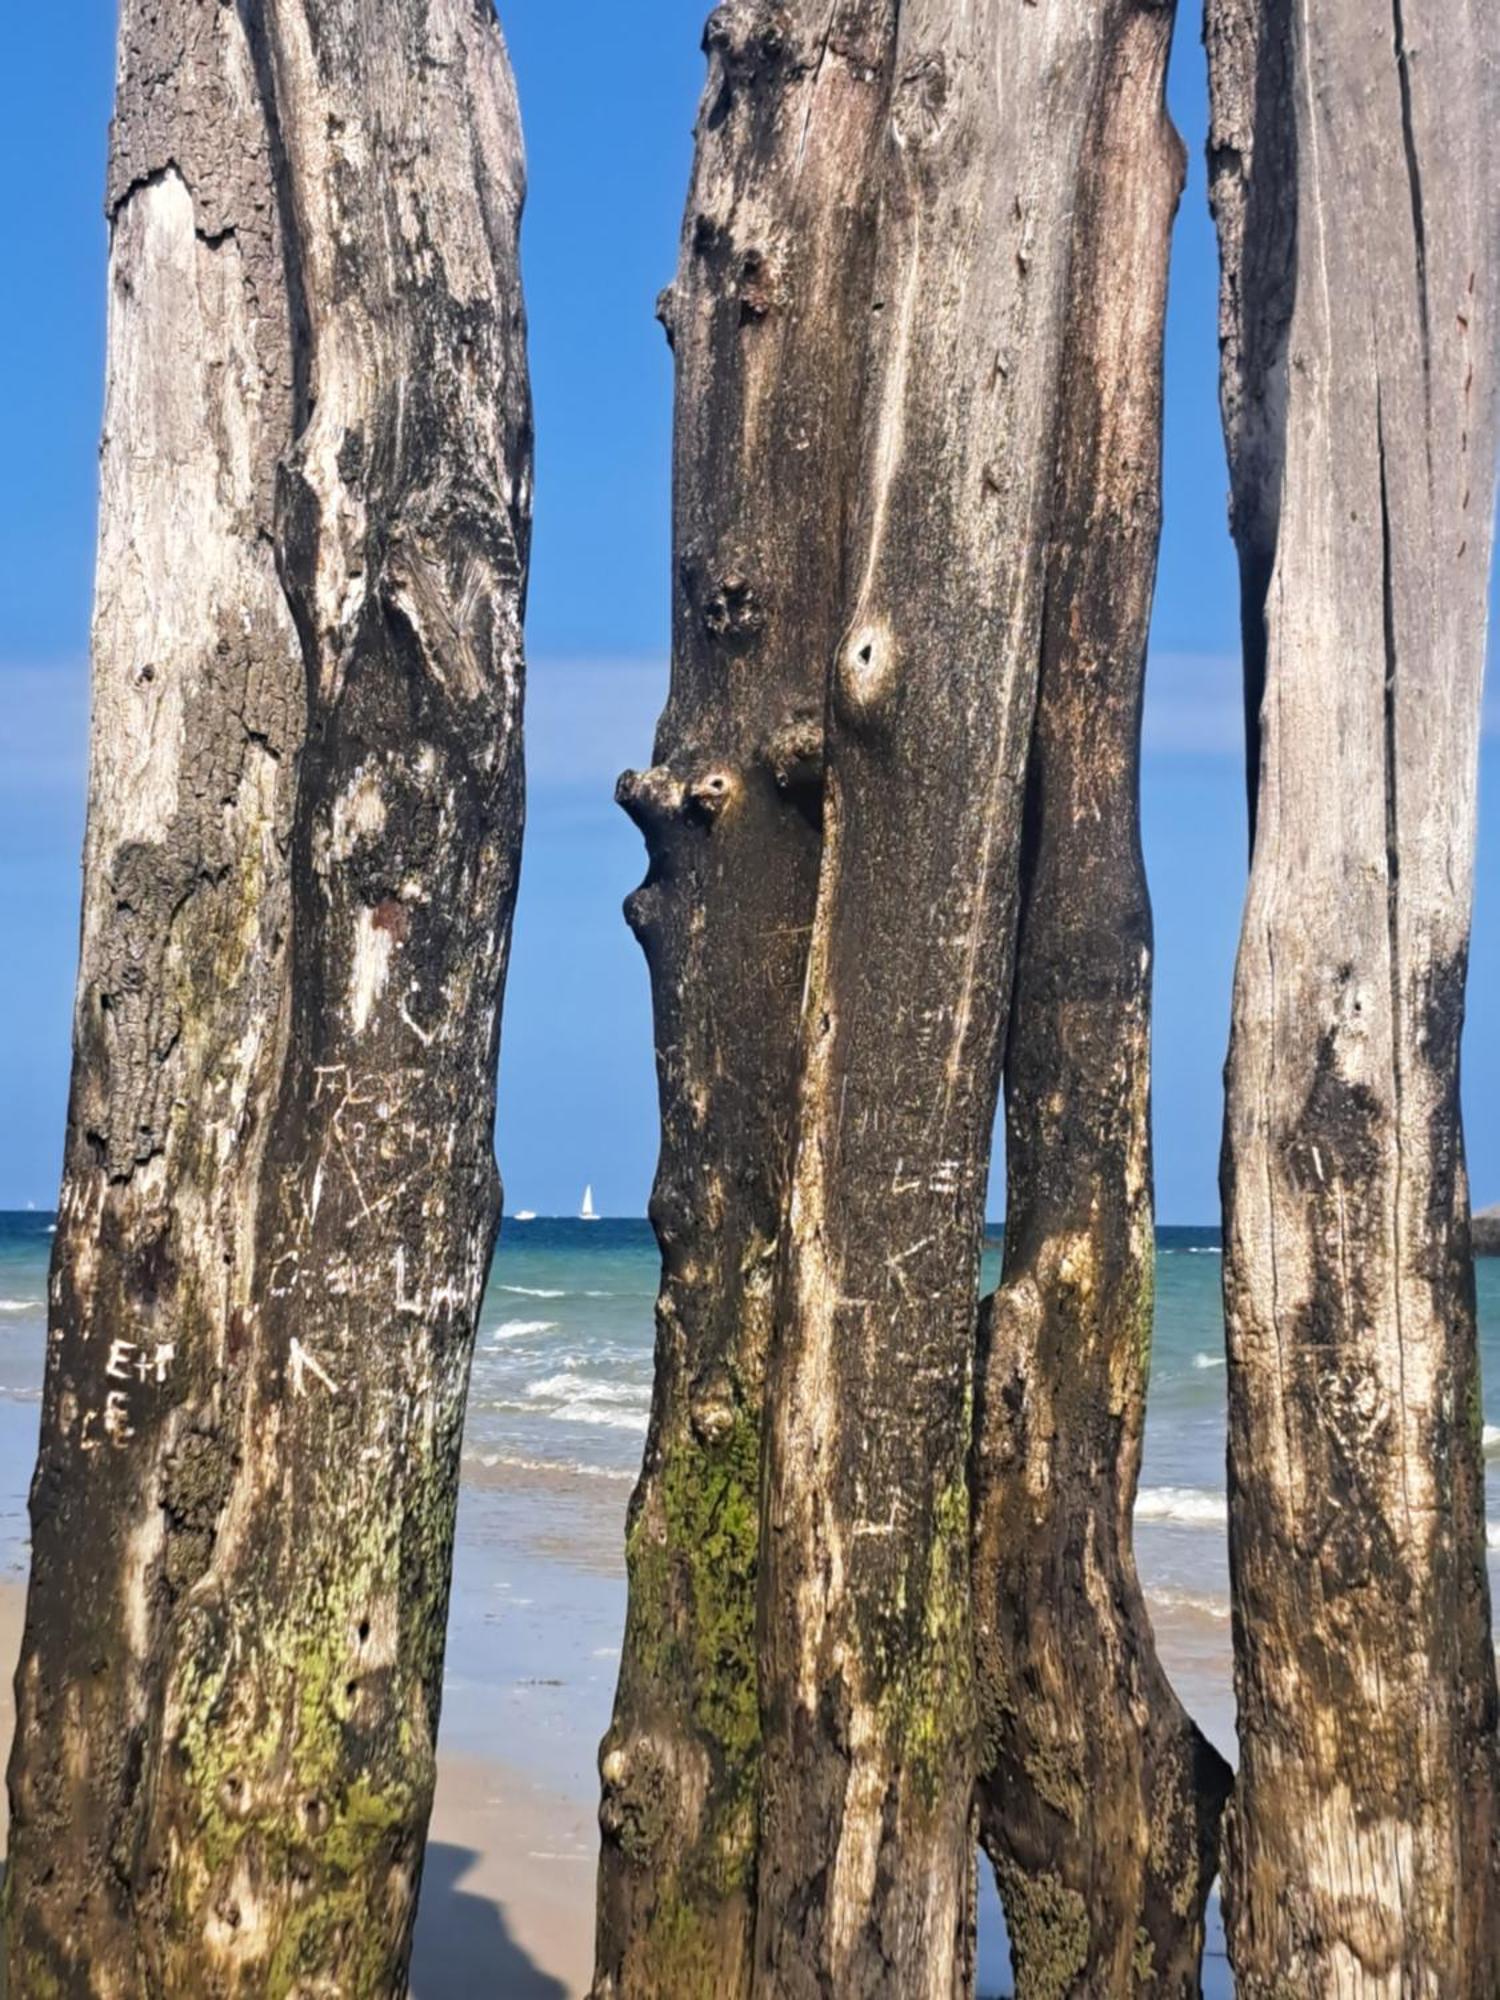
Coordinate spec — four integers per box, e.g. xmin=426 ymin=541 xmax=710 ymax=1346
xmin=1208 ymin=0 xmax=1500 ymax=1986
xmin=594 ymin=7 xmax=897 ymax=1993
xmin=751 ymin=2 xmax=1164 ymax=1990
xmin=972 ymin=3 xmax=1233 ymax=1990
xmin=5 ymin=2 xmax=531 ymax=1989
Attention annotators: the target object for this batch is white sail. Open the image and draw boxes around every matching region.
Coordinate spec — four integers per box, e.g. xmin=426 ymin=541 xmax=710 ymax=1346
xmin=580 ymin=1184 xmax=600 ymax=1222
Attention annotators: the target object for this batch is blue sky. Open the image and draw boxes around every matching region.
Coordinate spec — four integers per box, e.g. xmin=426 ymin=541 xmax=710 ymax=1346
xmin=0 ymin=5 xmax=1495 ymax=1220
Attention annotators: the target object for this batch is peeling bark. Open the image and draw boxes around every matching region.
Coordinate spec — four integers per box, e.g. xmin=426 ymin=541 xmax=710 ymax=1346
xmin=752 ymin=4 xmax=1132 ymax=1991
xmin=1208 ymin=0 xmax=1500 ymax=1989
xmin=594 ymin=8 xmax=896 ymax=1994
xmin=5 ymin=1 xmax=530 ymax=1992
xmin=972 ymin=9 xmax=1233 ymax=1994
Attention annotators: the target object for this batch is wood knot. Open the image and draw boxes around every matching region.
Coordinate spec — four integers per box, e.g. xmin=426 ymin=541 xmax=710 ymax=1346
xmin=702 ymin=570 xmax=763 ymax=646
xmin=685 ymin=770 xmax=735 ymax=823
xmin=738 ymin=247 xmax=784 ymax=322
xmin=692 ymin=211 xmax=729 ymax=263
xmin=704 ymin=1 xmax=793 ymax=76
xmin=623 ymin=885 xmax=659 ymax=940
xmin=892 ymin=52 xmax=951 ymax=149
xmin=654 ymin=284 xmax=677 ymax=349
xmin=834 ymin=619 xmax=898 ymax=728
xmin=597 ymin=1736 xmax=672 ymax=1862
xmin=689 ymin=1371 xmax=738 ymax=1446
xmin=616 ymin=765 xmax=683 ymax=836
xmin=762 ymin=714 xmax=825 ymax=806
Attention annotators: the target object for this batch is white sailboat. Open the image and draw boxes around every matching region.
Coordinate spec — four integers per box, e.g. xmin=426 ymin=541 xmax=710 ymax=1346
xmin=579 ymin=1184 xmax=601 ymax=1223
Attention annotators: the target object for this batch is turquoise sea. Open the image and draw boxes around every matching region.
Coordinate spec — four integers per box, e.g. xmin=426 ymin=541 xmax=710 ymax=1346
xmin=3 ymin=1211 xmax=1498 ymax=1994
xmin=7 ymin=1213 xmax=1497 ymax=1595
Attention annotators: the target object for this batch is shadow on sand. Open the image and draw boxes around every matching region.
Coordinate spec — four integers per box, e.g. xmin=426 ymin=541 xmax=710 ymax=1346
xmin=411 ymin=1842 xmax=568 ymax=1999
xmin=0 ymin=1848 xmax=568 ymax=2000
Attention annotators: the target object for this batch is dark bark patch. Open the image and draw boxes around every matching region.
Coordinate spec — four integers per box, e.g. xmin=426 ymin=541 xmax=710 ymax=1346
xmin=161 ymin=1429 xmax=235 ymax=1597
xmin=1289 ymin=1029 xmax=1385 ymax=1194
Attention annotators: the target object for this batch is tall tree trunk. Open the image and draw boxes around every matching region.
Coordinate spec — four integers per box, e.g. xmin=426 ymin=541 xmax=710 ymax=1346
xmin=753 ymin=4 xmax=1130 ymax=1991
xmin=1208 ymin=0 xmax=1500 ymax=1989
xmin=972 ymin=8 xmax=1232 ymax=1996
xmin=594 ymin=8 xmax=896 ymax=1995
xmin=5 ymin=2 xmax=531 ymax=1992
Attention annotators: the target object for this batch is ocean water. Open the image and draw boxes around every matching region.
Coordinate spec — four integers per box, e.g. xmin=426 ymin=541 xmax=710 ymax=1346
xmin=390 ymin=1217 xmax=1500 ymax=1649
xmin=5 ymin=1210 xmax=1500 ymax=1660
xmin=4 ymin=1210 xmax=1499 ymax=1994
xmin=0 ymin=1215 xmax=1251 ymax=1489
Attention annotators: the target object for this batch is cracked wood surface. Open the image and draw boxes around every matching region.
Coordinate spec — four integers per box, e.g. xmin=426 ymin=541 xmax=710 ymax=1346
xmin=752 ymin=2 xmax=1143 ymax=1991
xmin=5 ymin=1 xmax=530 ymax=1991
xmin=593 ymin=6 xmax=896 ymax=1996
xmin=1209 ymin=0 xmax=1500 ymax=1989
xmin=972 ymin=5 xmax=1232 ymax=1993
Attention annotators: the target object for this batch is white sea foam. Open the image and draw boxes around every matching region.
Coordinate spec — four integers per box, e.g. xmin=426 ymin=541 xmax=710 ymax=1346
xmin=0 ymin=1300 xmax=42 ymax=1314
xmin=1147 ymin=1585 xmax=1232 ymax=1622
xmin=526 ymin=1372 xmax=648 ymax=1408
xmin=498 ymin=1285 xmax=568 ymax=1299
xmin=1488 ymin=1522 xmax=1500 ymax=1553
xmin=460 ymin=1449 xmax=632 ymax=1483
xmin=1484 ymin=1425 xmax=1500 ymax=1455
xmin=556 ymin=1404 xmax=650 ymax=1434
xmin=1134 ymin=1486 xmax=1228 ymax=1529
xmin=492 ymin=1320 xmax=560 ymax=1342
xmin=1192 ymin=1352 xmax=1226 ymax=1371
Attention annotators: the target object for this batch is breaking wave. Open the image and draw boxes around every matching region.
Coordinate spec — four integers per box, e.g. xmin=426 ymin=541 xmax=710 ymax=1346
xmin=1134 ymin=1486 xmax=1228 ymax=1529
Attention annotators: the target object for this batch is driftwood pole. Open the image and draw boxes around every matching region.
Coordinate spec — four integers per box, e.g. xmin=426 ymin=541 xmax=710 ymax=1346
xmin=594 ymin=8 xmax=897 ymax=1994
xmin=972 ymin=5 xmax=1233 ymax=1991
xmin=752 ymin=2 xmax=1140 ymax=1990
xmin=1208 ymin=0 xmax=1500 ymax=1988
xmin=6 ymin=1 xmax=531 ymax=1991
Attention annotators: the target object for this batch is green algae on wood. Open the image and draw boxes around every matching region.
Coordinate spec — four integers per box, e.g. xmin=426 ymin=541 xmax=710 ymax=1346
xmin=592 ymin=7 xmax=898 ymax=1993
xmin=4 ymin=0 xmax=532 ymax=1990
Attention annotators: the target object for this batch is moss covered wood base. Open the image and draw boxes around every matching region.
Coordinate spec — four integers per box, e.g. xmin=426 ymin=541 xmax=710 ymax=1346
xmin=593 ymin=7 xmax=897 ymax=1993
